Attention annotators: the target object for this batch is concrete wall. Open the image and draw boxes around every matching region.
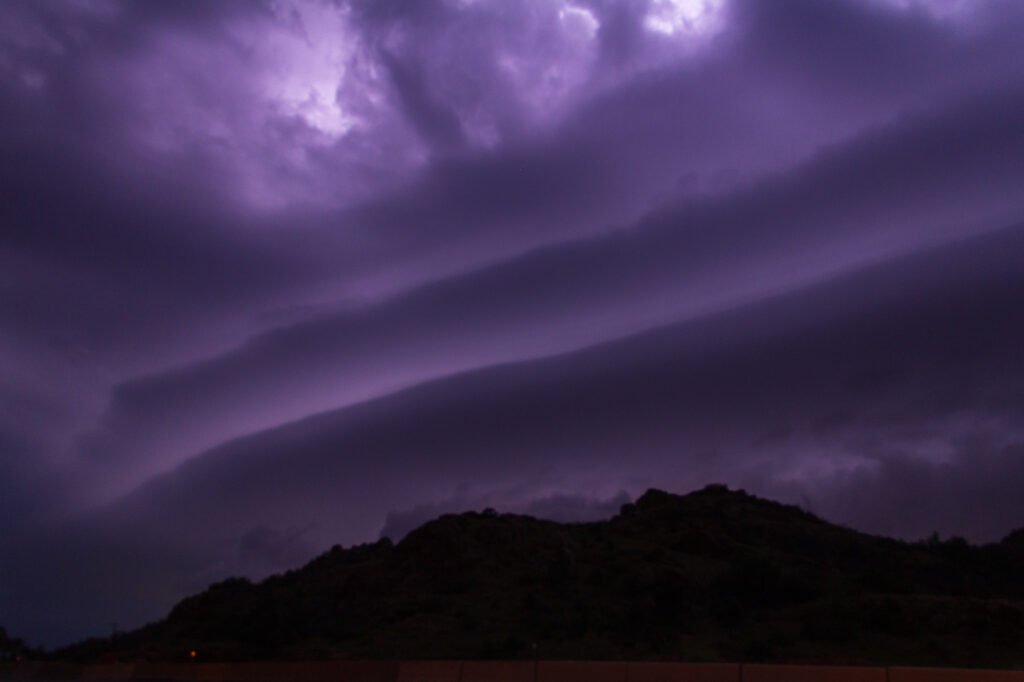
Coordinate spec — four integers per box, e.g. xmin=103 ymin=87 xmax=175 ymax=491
xmin=395 ymin=660 xmax=463 ymax=682
xmin=626 ymin=662 xmax=739 ymax=681
xmin=460 ymin=661 xmax=535 ymax=682
xmin=889 ymin=669 xmax=1024 ymax=682
xmin=743 ymin=665 xmax=887 ymax=682
xmin=536 ymin=660 xmax=628 ymax=682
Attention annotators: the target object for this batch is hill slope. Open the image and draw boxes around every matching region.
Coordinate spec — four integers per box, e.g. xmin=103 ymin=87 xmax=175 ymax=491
xmin=56 ymin=486 xmax=1024 ymax=667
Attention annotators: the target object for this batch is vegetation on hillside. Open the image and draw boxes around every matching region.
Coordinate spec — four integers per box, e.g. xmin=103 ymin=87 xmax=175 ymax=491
xmin=0 ymin=627 xmax=29 ymax=661
xmin=52 ymin=485 xmax=1024 ymax=668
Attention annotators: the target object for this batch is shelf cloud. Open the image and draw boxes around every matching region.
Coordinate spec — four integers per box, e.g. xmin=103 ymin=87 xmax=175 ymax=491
xmin=2 ymin=0 xmax=1024 ymax=647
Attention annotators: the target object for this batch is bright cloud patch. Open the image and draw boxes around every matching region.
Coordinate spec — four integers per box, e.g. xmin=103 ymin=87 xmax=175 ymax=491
xmin=258 ymin=2 xmax=359 ymax=139
xmin=559 ymin=5 xmax=600 ymax=39
xmin=644 ymin=0 xmax=725 ymax=36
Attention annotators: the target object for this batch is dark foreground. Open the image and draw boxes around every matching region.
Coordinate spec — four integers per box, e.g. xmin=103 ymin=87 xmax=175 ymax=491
xmin=22 ymin=486 xmax=1024 ymax=668
xmin=4 ymin=660 xmax=1024 ymax=682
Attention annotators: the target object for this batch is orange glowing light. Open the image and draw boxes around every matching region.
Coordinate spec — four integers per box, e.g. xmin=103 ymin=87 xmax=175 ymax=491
xmin=190 ymin=651 xmax=197 ymax=659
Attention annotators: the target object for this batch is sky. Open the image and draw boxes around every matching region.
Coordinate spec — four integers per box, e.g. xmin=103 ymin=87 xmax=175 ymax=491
xmin=2 ymin=0 xmax=1024 ymax=647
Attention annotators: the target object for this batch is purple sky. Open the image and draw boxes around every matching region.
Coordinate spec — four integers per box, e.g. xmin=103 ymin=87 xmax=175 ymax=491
xmin=3 ymin=0 xmax=1024 ymax=647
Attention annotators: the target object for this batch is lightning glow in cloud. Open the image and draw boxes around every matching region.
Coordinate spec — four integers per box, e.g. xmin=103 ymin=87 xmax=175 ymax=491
xmin=259 ymin=1 xmax=359 ymax=139
xmin=643 ymin=0 xmax=725 ymax=36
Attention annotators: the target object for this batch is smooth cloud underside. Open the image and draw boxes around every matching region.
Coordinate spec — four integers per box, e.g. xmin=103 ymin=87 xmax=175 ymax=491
xmin=2 ymin=0 xmax=1024 ymax=647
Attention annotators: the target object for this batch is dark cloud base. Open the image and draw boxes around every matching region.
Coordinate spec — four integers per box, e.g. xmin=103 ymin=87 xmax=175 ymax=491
xmin=7 ymin=221 xmax=1023 ymax=646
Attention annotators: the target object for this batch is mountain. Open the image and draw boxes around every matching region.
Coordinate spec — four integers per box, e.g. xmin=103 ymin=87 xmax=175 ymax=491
xmin=54 ymin=486 xmax=1024 ymax=668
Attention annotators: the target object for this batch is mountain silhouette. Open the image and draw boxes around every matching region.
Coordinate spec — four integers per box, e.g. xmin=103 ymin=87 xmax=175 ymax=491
xmin=52 ymin=486 xmax=1024 ymax=668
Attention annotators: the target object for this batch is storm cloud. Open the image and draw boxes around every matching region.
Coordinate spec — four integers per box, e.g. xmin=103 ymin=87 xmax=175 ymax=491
xmin=2 ymin=0 xmax=1024 ymax=647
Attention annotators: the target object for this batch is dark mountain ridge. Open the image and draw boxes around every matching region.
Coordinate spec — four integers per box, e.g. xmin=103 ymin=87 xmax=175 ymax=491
xmin=52 ymin=486 xmax=1024 ymax=667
